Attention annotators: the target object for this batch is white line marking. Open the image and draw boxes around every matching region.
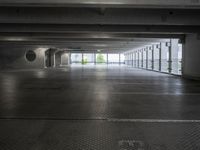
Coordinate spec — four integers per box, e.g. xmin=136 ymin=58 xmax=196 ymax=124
xmin=108 ymin=119 xmax=200 ymax=123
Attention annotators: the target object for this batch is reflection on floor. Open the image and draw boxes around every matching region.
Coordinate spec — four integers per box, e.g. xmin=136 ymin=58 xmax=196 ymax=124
xmin=0 ymin=65 xmax=200 ymax=150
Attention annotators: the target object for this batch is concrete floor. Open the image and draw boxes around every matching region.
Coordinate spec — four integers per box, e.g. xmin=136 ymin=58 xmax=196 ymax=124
xmin=0 ymin=65 xmax=200 ymax=150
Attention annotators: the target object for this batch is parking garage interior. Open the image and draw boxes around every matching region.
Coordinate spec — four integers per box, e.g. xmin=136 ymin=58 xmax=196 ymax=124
xmin=1 ymin=1 xmax=200 ymax=150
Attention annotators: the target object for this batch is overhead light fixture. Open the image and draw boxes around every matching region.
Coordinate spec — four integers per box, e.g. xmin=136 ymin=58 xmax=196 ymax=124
xmin=5 ymin=37 xmax=26 ymax=41
xmin=97 ymin=50 xmax=101 ymax=52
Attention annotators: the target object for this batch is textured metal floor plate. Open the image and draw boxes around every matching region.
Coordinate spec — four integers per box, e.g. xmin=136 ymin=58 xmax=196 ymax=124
xmin=1 ymin=67 xmax=200 ymax=150
xmin=0 ymin=120 xmax=200 ymax=150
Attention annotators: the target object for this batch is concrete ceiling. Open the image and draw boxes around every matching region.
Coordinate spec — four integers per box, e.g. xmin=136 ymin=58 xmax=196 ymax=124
xmin=0 ymin=0 xmax=200 ymax=8
xmin=0 ymin=1 xmax=198 ymax=52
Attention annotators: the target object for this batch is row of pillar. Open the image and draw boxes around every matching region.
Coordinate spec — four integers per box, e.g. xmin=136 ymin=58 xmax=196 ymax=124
xmin=124 ymin=39 xmax=181 ymax=75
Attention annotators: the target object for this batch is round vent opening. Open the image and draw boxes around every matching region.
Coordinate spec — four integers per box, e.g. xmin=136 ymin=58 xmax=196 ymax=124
xmin=25 ymin=50 xmax=36 ymax=62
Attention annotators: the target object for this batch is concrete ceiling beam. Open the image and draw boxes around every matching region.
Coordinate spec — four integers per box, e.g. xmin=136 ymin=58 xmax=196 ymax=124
xmin=0 ymin=24 xmax=199 ymax=34
xmin=0 ymin=33 xmax=183 ymax=41
xmin=0 ymin=0 xmax=200 ymax=8
xmin=0 ymin=8 xmax=200 ymax=25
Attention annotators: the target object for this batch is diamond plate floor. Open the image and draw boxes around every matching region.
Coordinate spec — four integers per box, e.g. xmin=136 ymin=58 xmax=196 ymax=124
xmin=1 ymin=120 xmax=200 ymax=150
xmin=0 ymin=65 xmax=200 ymax=150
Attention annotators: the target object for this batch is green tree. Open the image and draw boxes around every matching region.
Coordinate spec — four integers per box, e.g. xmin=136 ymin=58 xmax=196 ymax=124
xmin=81 ymin=58 xmax=88 ymax=65
xmin=96 ymin=54 xmax=105 ymax=64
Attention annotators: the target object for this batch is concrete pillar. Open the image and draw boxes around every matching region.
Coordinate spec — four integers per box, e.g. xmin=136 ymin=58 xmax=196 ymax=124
xmin=147 ymin=46 xmax=153 ymax=70
xmin=107 ymin=53 xmax=108 ymax=65
xmin=127 ymin=53 xmax=129 ymax=66
xmin=143 ymin=48 xmax=146 ymax=69
xmin=82 ymin=53 xmax=84 ymax=65
xmin=61 ymin=52 xmax=69 ymax=66
xmin=55 ymin=51 xmax=62 ymax=67
xmin=134 ymin=52 xmax=136 ymax=67
xmin=124 ymin=54 xmax=126 ymax=65
xmin=69 ymin=52 xmax=72 ymax=64
xmin=171 ymin=39 xmax=179 ymax=74
xmin=119 ymin=53 xmax=121 ymax=65
xmin=141 ymin=49 xmax=144 ymax=68
xmin=153 ymin=44 xmax=160 ymax=71
xmin=161 ymin=42 xmax=169 ymax=72
xmin=137 ymin=51 xmax=140 ymax=68
xmin=125 ymin=54 xmax=127 ymax=65
xmin=183 ymin=34 xmax=200 ymax=79
xmin=130 ymin=53 xmax=132 ymax=66
xmin=168 ymin=43 xmax=172 ymax=74
xmin=94 ymin=53 xmax=96 ymax=65
xmin=152 ymin=45 xmax=155 ymax=70
xmin=128 ymin=53 xmax=130 ymax=66
xmin=131 ymin=53 xmax=133 ymax=66
xmin=51 ymin=49 xmax=56 ymax=67
xmin=146 ymin=47 xmax=148 ymax=69
xmin=45 ymin=48 xmax=57 ymax=68
xmin=126 ymin=54 xmax=129 ymax=65
xmin=159 ymin=43 xmax=162 ymax=71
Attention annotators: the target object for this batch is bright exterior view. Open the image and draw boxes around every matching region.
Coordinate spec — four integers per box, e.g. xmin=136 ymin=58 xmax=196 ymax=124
xmin=71 ymin=53 xmax=125 ymax=65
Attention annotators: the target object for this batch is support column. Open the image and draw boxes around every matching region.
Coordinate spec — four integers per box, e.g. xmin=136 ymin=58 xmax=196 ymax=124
xmin=124 ymin=54 xmax=126 ymax=65
xmin=126 ymin=54 xmax=128 ymax=65
xmin=168 ymin=43 xmax=172 ymax=74
xmin=50 ymin=48 xmax=57 ymax=68
xmin=55 ymin=51 xmax=62 ymax=67
xmin=137 ymin=51 xmax=140 ymax=68
xmin=159 ymin=43 xmax=162 ymax=71
xmin=124 ymin=54 xmax=127 ymax=65
xmin=128 ymin=53 xmax=130 ymax=66
xmin=61 ymin=52 xmax=70 ymax=66
xmin=183 ymin=34 xmax=200 ymax=79
xmin=53 ymin=52 xmax=56 ymax=68
xmin=127 ymin=53 xmax=129 ymax=66
xmin=94 ymin=53 xmax=96 ymax=65
xmin=146 ymin=47 xmax=148 ymax=69
xmin=141 ymin=49 xmax=144 ymax=68
xmin=131 ymin=52 xmax=134 ymax=67
xmin=119 ymin=53 xmax=121 ymax=65
xmin=152 ymin=45 xmax=155 ymax=70
xmin=69 ymin=52 xmax=72 ymax=64
xmin=161 ymin=42 xmax=169 ymax=73
xmin=107 ymin=53 xmax=108 ymax=65
xmin=134 ymin=52 xmax=136 ymax=68
xmin=171 ymin=39 xmax=179 ymax=74
xmin=130 ymin=53 xmax=132 ymax=66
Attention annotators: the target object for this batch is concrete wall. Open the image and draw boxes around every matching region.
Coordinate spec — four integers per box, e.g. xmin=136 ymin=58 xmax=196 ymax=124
xmin=183 ymin=34 xmax=200 ymax=79
xmin=61 ymin=53 xmax=69 ymax=66
xmin=55 ymin=51 xmax=62 ymax=67
xmin=0 ymin=46 xmax=48 ymax=70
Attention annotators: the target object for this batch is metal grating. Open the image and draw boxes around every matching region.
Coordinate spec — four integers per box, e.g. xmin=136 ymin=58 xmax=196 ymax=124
xmin=0 ymin=120 xmax=200 ymax=150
